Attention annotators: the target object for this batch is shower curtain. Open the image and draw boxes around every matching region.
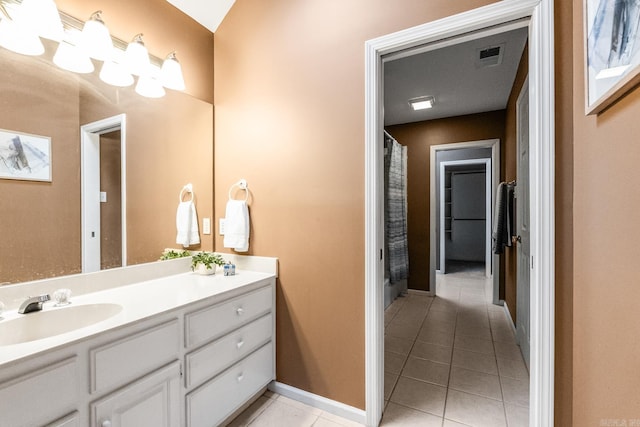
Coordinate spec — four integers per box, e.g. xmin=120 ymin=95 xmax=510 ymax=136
xmin=385 ymin=133 xmax=409 ymax=284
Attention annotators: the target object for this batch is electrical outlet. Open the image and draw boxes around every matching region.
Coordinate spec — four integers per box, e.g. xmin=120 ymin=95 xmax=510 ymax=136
xmin=202 ymin=218 xmax=211 ymax=235
xmin=219 ymin=218 xmax=226 ymax=236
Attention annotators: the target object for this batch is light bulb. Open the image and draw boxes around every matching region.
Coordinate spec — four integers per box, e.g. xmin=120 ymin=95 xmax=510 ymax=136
xmin=53 ymin=40 xmax=94 ymax=73
xmin=79 ymin=11 xmax=113 ymax=61
xmin=124 ymin=33 xmax=150 ymax=76
xmin=161 ymin=52 xmax=186 ymax=91
xmin=19 ymin=0 xmax=64 ymax=42
xmin=0 ymin=14 xmax=44 ymax=56
xmin=135 ymin=65 xmax=165 ymax=98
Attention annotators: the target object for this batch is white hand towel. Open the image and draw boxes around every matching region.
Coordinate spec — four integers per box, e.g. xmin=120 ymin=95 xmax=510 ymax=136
xmin=176 ymin=200 xmax=200 ymax=248
xmin=223 ymin=200 xmax=250 ymax=252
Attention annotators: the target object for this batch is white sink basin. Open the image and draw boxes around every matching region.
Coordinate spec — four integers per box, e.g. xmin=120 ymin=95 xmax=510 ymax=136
xmin=0 ymin=303 xmax=123 ymax=346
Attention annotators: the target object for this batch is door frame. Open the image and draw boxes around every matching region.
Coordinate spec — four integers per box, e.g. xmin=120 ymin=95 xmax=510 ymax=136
xmin=438 ymin=158 xmax=492 ymax=278
xmin=80 ymin=114 xmax=127 ymax=273
xmin=364 ymin=1 xmax=555 ymax=426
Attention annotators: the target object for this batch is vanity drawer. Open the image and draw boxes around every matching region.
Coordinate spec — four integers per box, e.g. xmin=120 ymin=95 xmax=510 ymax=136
xmin=90 ymin=319 xmax=180 ymax=393
xmin=185 ymin=285 xmax=273 ymax=348
xmin=185 ymin=313 xmax=273 ymax=388
xmin=186 ymin=342 xmax=274 ymax=427
xmin=0 ymin=357 xmax=78 ymax=427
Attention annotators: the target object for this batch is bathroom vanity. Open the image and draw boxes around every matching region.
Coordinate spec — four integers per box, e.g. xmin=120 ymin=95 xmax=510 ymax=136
xmin=0 ymin=257 xmax=276 ymax=427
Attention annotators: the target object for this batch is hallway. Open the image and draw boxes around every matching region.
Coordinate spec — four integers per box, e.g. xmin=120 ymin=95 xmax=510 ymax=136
xmin=382 ymin=268 xmax=529 ymax=426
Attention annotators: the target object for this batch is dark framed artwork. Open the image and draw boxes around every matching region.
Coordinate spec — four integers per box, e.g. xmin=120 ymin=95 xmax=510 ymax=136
xmin=585 ymin=0 xmax=640 ymax=115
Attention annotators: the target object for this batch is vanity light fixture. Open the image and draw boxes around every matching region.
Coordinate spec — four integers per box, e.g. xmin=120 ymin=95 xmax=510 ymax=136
xmin=78 ymin=11 xmax=112 ymax=61
xmin=19 ymin=0 xmax=64 ymax=42
xmin=124 ymin=33 xmax=150 ymax=76
xmin=135 ymin=64 xmax=166 ymax=98
xmin=160 ymin=51 xmax=186 ymax=91
xmin=53 ymin=38 xmax=94 ymax=74
xmin=99 ymin=48 xmax=134 ymax=87
xmin=409 ymin=96 xmax=435 ymax=111
xmin=0 ymin=4 xmax=44 ymax=56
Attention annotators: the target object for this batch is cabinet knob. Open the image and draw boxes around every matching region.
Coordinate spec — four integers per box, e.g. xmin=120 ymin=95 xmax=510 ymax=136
xmin=236 ymin=307 xmax=244 ymax=315
xmin=237 ymin=373 xmax=244 ymax=382
xmin=236 ymin=340 xmax=245 ymax=349
xmin=102 ymin=420 xmax=112 ymax=427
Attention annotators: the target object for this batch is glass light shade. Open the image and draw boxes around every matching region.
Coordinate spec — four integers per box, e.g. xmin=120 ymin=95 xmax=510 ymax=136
xmin=78 ymin=11 xmax=112 ymax=61
xmin=160 ymin=52 xmax=185 ymax=91
xmin=135 ymin=65 xmax=165 ymax=98
xmin=0 ymin=15 xmax=44 ymax=56
xmin=53 ymin=40 xmax=94 ymax=74
xmin=124 ymin=34 xmax=150 ymax=76
xmin=19 ymin=0 xmax=64 ymax=42
xmin=100 ymin=60 xmax=134 ymax=87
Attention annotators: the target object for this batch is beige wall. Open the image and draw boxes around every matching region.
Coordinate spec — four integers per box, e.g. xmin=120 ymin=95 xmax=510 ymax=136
xmin=572 ymin=0 xmax=640 ymax=423
xmin=387 ymin=111 xmax=507 ymax=292
xmin=214 ymin=0 xmax=501 ymax=409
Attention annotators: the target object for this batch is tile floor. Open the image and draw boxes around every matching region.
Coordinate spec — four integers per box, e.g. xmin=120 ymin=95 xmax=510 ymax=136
xmin=228 ymin=266 xmax=529 ymax=427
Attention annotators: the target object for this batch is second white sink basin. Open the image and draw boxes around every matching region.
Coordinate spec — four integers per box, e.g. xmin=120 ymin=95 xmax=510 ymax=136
xmin=0 ymin=303 xmax=123 ymax=346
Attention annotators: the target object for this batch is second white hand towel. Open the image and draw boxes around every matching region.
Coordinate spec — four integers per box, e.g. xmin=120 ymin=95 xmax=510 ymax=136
xmin=176 ymin=200 xmax=200 ymax=247
xmin=223 ymin=200 xmax=250 ymax=252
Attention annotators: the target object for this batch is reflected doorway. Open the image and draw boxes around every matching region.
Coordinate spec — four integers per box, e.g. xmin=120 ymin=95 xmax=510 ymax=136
xmin=81 ymin=114 xmax=127 ymax=273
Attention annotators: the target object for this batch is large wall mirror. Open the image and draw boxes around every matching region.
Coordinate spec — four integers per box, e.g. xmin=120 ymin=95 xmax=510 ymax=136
xmin=0 ymin=40 xmax=213 ymax=285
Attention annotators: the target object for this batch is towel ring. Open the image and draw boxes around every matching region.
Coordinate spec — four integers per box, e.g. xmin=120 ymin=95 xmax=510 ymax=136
xmin=179 ymin=183 xmax=194 ymax=202
xmin=228 ymin=179 xmax=249 ymax=202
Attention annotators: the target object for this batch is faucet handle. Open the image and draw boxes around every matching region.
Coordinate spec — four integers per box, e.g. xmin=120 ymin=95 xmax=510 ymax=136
xmin=52 ymin=289 xmax=72 ymax=306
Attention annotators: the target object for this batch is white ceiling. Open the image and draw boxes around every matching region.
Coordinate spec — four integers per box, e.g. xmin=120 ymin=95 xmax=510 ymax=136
xmin=165 ymin=0 xmax=235 ymax=33
xmin=384 ymin=27 xmax=528 ymax=126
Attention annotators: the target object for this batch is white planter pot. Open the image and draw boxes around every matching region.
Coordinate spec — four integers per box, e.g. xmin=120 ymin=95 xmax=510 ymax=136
xmin=194 ymin=263 xmax=216 ymax=275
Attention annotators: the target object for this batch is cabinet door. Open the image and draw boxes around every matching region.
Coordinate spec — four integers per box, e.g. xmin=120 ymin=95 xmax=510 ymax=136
xmin=91 ymin=362 xmax=181 ymax=427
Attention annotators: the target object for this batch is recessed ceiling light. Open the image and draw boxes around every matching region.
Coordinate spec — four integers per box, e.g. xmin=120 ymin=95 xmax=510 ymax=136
xmin=409 ymin=96 xmax=435 ymax=110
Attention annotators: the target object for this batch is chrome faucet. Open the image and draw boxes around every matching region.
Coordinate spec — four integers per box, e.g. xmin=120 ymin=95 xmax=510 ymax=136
xmin=18 ymin=294 xmax=51 ymax=314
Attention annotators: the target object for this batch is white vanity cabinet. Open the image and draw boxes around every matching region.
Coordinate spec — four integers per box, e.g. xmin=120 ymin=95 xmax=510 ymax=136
xmin=0 ymin=273 xmax=276 ymax=427
xmin=184 ymin=284 xmax=276 ymax=427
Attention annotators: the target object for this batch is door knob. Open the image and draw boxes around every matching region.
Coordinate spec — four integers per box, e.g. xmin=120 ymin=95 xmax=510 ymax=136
xmin=512 ymin=235 xmax=522 ymax=244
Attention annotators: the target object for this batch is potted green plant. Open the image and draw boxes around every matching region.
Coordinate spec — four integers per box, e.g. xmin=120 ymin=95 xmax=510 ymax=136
xmin=159 ymin=249 xmax=191 ymax=260
xmin=191 ymin=252 xmax=226 ymax=275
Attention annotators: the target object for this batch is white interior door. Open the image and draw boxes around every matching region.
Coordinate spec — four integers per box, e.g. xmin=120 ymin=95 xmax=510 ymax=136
xmin=516 ymin=77 xmax=530 ymax=369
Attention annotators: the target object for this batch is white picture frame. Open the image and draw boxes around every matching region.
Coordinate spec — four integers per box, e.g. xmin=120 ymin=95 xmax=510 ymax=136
xmin=0 ymin=129 xmax=52 ymax=182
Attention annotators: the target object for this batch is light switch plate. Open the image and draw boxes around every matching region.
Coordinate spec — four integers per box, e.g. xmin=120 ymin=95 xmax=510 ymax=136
xmin=202 ymin=218 xmax=211 ymax=235
xmin=219 ymin=218 xmax=226 ymax=236
xmin=100 ymin=192 xmax=107 ymax=203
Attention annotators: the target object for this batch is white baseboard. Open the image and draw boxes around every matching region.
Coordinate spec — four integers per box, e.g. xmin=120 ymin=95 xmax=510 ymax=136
xmin=268 ymin=381 xmax=366 ymax=425
xmin=503 ymin=301 xmax=517 ymax=335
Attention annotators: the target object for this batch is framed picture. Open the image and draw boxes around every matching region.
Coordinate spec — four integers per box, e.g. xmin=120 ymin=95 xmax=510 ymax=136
xmin=585 ymin=0 xmax=640 ymax=115
xmin=0 ymin=129 xmax=52 ymax=182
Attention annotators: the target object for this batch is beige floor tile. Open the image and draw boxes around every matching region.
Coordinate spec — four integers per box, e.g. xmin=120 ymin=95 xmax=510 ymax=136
xmin=505 ymin=403 xmax=529 ymax=427
xmin=277 ymin=395 xmax=323 ymax=415
xmin=443 ymin=419 xmax=472 ymax=427
xmin=421 ymin=318 xmax=456 ymax=335
xmin=312 ymin=418 xmax=344 ymax=427
xmin=497 ymin=357 xmax=529 ymax=380
xmin=491 ymin=325 xmax=516 ymax=343
xmin=451 ymin=348 xmax=498 ymax=375
xmin=250 ymin=400 xmax=318 ymax=427
xmin=384 ymin=372 xmax=399 ymax=400
xmin=393 ymin=309 xmax=427 ymax=325
xmin=386 ymin=319 xmax=421 ymax=340
xmin=444 ymin=389 xmax=507 ymax=427
xmin=454 ymin=334 xmax=495 ymax=355
xmin=385 ymin=335 xmax=414 ymax=356
xmin=494 ymin=340 xmax=524 ymax=360
xmin=385 ymin=351 xmax=407 ymax=375
xmin=380 ymin=402 xmax=443 ymax=426
xmin=410 ymin=341 xmax=452 ymax=364
xmin=227 ymin=396 xmax=274 ymax=427
xmin=455 ymin=323 xmax=492 ymax=340
xmin=313 ymin=412 xmax=364 ymax=427
xmin=449 ymin=366 xmax=502 ymax=401
xmin=417 ymin=328 xmax=455 ymax=347
xmin=401 ymin=356 xmax=450 ymax=387
xmin=389 ymin=377 xmax=447 ymax=417
xmin=426 ymin=309 xmax=457 ymax=324
xmin=501 ymin=376 xmax=530 ymax=407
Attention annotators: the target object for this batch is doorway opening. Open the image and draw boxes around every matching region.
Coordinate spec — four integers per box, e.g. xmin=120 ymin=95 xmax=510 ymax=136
xmin=365 ymin=1 xmax=555 ymax=427
xmin=81 ymin=114 xmax=127 ymax=273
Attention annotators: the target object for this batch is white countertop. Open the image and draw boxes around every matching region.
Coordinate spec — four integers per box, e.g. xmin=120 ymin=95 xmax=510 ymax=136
xmin=0 ymin=269 xmax=275 ymax=368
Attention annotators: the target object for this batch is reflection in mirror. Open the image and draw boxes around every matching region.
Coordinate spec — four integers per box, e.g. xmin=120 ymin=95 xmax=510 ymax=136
xmin=0 ymin=39 xmax=213 ymax=285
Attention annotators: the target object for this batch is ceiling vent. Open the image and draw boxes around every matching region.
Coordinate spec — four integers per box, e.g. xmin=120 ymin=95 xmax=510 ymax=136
xmin=475 ymin=44 xmax=504 ymax=68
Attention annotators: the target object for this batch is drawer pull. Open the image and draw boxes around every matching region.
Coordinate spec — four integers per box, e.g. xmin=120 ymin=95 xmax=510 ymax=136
xmin=102 ymin=420 xmax=112 ymax=427
xmin=236 ymin=307 xmax=245 ymax=315
xmin=237 ymin=373 xmax=244 ymax=382
xmin=236 ymin=340 xmax=245 ymax=349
